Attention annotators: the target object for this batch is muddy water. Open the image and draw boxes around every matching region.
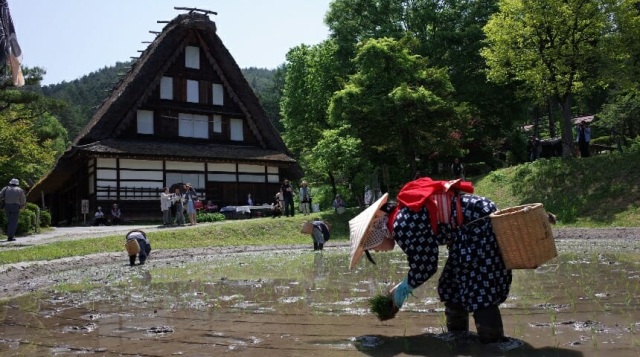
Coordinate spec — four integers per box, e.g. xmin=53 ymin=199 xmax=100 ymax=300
xmin=1 ymin=240 xmax=640 ymax=356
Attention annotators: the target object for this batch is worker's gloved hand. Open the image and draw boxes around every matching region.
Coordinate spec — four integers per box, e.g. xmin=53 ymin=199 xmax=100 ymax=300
xmin=390 ymin=279 xmax=414 ymax=309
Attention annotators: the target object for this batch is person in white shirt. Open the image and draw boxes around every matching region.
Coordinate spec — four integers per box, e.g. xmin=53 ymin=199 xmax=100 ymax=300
xmin=94 ymin=206 xmax=106 ymax=226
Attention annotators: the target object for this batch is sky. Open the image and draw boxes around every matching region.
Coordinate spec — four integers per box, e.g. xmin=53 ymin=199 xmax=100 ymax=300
xmin=9 ymin=0 xmax=333 ymax=85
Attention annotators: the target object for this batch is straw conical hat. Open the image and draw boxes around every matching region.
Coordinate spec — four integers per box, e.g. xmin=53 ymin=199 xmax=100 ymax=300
xmin=349 ymin=193 xmax=389 ymax=270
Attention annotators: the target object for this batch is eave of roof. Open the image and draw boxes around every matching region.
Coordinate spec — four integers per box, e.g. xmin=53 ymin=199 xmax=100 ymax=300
xmin=75 ymin=139 xmax=297 ymax=164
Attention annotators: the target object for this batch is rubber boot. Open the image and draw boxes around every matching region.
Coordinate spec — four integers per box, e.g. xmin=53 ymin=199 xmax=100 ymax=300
xmin=129 ymin=255 xmax=136 ymax=266
xmin=445 ymin=302 xmax=469 ymax=332
xmin=313 ymin=242 xmax=319 ymax=251
xmin=473 ymin=305 xmax=505 ymax=344
xmin=318 ymin=243 xmax=324 ymax=251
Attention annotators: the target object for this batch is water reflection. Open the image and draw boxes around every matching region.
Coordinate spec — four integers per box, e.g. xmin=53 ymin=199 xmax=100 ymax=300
xmin=0 ymin=240 xmax=639 ymax=356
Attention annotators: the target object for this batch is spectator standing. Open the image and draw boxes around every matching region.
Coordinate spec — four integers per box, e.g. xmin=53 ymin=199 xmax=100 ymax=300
xmin=333 ymin=194 xmax=346 ymax=214
xmin=451 ymin=158 xmax=465 ymax=180
xmin=173 ymin=187 xmax=186 ymax=225
xmin=247 ymin=193 xmax=254 ymax=206
xmin=363 ymin=185 xmax=373 ymax=207
xmin=0 ymin=178 xmax=26 ymax=242
xmin=299 ymin=181 xmax=311 ymax=215
xmin=160 ymin=187 xmax=173 ymax=226
xmin=111 ymin=203 xmax=122 ymax=225
xmin=528 ymin=136 xmax=542 ymax=161
xmin=281 ymin=179 xmax=295 ymax=217
xmin=576 ymin=120 xmax=591 ymax=157
xmin=184 ymin=183 xmax=199 ymax=225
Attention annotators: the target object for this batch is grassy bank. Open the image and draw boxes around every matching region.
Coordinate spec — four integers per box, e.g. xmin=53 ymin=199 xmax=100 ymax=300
xmin=0 ymin=212 xmax=353 ymax=265
xmin=474 ymin=142 xmax=640 ymax=227
xmin=2 ymin=143 xmax=639 ymax=264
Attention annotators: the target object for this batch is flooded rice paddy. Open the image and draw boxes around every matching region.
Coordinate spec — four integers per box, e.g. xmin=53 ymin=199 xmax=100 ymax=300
xmin=1 ymin=239 xmax=640 ymax=356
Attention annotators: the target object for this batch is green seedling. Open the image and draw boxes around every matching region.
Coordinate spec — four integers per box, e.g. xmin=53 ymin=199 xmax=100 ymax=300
xmin=369 ymin=293 xmax=399 ymax=321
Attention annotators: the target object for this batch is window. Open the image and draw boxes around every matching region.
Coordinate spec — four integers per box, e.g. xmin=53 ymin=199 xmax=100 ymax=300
xmin=160 ymin=77 xmax=173 ymax=100
xmin=185 ymin=46 xmax=200 ymax=69
xmin=166 ymin=173 xmax=205 ymax=189
xmin=230 ymin=118 xmax=244 ymax=141
xmin=136 ymin=110 xmax=154 ymax=134
xmin=212 ymin=83 xmax=224 ymax=105
xmin=187 ymin=80 xmax=199 ymax=103
xmin=213 ymin=115 xmax=222 ymax=133
xmin=179 ymin=113 xmax=208 ymax=139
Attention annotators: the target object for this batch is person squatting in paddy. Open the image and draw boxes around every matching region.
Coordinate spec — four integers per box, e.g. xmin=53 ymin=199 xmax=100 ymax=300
xmin=125 ymin=230 xmax=152 ymax=266
xmin=350 ymin=177 xmax=528 ymax=344
xmin=304 ymin=219 xmax=330 ymax=251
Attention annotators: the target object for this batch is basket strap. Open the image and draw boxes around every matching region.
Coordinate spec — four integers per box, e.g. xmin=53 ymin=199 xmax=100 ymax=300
xmin=464 ymin=215 xmax=490 ymax=228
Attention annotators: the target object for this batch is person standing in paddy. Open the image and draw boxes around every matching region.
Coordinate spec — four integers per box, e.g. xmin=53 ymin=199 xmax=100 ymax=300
xmin=349 ymin=177 xmax=512 ymax=344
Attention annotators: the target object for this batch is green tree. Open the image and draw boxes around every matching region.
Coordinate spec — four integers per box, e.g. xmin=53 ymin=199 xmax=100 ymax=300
xmin=281 ymin=41 xmax=343 ymax=155
xmin=482 ymin=0 xmax=623 ymax=158
xmin=598 ymin=89 xmax=640 ymax=139
xmin=280 ymin=40 xmax=350 ymax=194
xmin=326 ymin=0 xmax=525 ymax=167
xmin=0 ymin=109 xmax=59 ymax=186
xmin=329 ymin=37 xmax=469 ymax=179
xmin=0 ymin=67 xmax=68 ymax=186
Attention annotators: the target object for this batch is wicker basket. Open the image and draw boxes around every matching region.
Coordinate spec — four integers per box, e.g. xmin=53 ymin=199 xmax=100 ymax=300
xmin=301 ymin=222 xmax=314 ymax=234
xmin=125 ymin=239 xmax=141 ymax=255
xmin=489 ymin=203 xmax=557 ymax=269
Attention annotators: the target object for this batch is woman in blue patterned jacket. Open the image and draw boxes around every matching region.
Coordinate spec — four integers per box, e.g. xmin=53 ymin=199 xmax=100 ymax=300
xmin=349 ymin=178 xmax=511 ymax=344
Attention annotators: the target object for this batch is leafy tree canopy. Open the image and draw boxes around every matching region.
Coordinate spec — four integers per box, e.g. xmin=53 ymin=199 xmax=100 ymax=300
xmin=329 ymin=37 xmax=469 ymax=175
xmin=0 ymin=66 xmax=69 ymax=186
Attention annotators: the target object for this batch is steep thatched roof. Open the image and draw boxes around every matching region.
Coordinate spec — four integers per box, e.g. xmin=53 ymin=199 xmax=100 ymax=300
xmin=27 ymin=12 xmax=302 ymax=201
xmin=75 ymin=12 xmax=291 ymax=156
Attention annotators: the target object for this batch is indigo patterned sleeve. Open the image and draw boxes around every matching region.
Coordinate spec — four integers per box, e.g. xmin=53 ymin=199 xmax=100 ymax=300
xmin=393 ymin=207 xmax=440 ymax=289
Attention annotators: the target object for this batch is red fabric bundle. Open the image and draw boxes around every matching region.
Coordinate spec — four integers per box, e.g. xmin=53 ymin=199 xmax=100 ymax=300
xmin=396 ymin=177 xmax=474 ymax=234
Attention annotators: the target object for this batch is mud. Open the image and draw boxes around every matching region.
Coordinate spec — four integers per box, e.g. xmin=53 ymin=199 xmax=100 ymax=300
xmin=1 ymin=227 xmax=640 ymax=356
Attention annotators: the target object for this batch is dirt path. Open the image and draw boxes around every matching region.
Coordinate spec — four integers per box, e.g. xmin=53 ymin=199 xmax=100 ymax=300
xmin=1 ymin=226 xmax=639 ymax=300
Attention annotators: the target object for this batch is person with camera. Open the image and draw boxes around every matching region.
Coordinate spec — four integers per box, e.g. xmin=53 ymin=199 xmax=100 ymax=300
xmin=184 ymin=183 xmax=199 ymax=225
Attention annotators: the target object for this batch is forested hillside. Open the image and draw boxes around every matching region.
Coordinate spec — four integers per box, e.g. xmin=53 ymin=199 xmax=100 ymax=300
xmin=40 ymin=63 xmax=281 ymax=140
xmin=41 ymin=61 xmax=132 ymax=140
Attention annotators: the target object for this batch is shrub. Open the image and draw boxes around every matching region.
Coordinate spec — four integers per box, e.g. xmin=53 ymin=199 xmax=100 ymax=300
xmin=16 ymin=210 xmax=36 ymax=235
xmin=40 ymin=210 xmax=52 ymax=227
xmin=196 ymin=212 xmax=226 ymax=222
xmin=26 ymin=202 xmax=39 ymax=213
